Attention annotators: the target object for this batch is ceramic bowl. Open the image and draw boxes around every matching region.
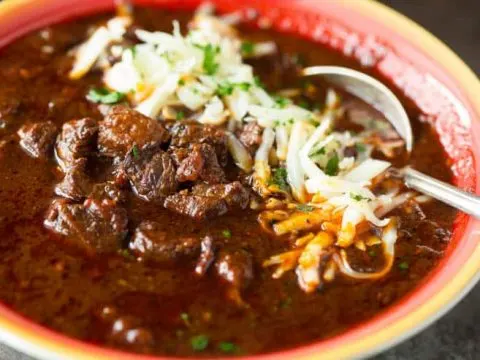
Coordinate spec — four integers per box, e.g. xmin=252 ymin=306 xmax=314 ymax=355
xmin=0 ymin=0 xmax=478 ymax=359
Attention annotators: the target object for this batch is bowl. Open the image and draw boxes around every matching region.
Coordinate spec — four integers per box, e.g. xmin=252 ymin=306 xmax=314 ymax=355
xmin=0 ymin=0 xmax=479 ymax=359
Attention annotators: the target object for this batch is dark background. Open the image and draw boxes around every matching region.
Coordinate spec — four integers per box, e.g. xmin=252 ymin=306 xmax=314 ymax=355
xmin=374 ymin=0 xmax=479 ymax=359
xmin=0 ymin=0 xmax=478 ymax=359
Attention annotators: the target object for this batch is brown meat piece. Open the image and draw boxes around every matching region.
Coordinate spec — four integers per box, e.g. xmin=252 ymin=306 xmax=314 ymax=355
xmin=122 ymin=145 xmax=177 ymax=202
xmin=90 ymin=181 xmax=126 ymax=204
xmin=192 ymin=181 xmax=250 ymax=208
xmin=17 ymin=121 xmax=57 ymax=158
xmin=54 ymin=158 xmax=91 ymax=201
xmin=164 ymin=181 xmax=249 ymax=220
xmin=176 ymin=143 xmax=225 ymax=184
xmin=44 ymin=198 xmax=128 ymax=253
xmin=98 ymin=105 xmax=170 ymax=158
xmin=130 ymin=221 xmax=201 ymax=263
xmin=168 ymin=121 xmax=228 ymax=165
xmin=164 ymin=192 xmax=228 ymax=220
xmin=237 ymin=121 xmax=263 ymax=153
xmin=55 ymin=118 xmax=98 ymax=170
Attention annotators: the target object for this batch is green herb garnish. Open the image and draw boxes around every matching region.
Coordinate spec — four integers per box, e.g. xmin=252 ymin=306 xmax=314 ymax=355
xmin=269 ymin=167 xmax=289 ymax=192
xmin=131 ymin=144 xmax=140 ymax=159
xmin=349 ymin=193 xmax=371 ymax=202
xmin=216 ymin=82 xmax=251 ymax=97
xmin=253 ymin=75 xmax=265 ymax=88
xmin=274 ymin=96 xmax=289 ymax=109
xmin=191 ymin=335 xmax=209 ymax=351
xmin=178 ymin=78 xmax=185 ymax=86
xmin=298 ymin=100 xmax=310 ymax=110
xmin=368 ymin=250 xmax=377 ymax=257
xmin=176 ymin=111 xmax=185 ymax=121
xmin=324 ymin=153 xmax=339 ymax=176
xmin=309 ymin=146 xmax=326 ymax=157
xmin=296 ymin=204 xmax=315 ymax=212
xmin=129 ymin=45 xmax=137 ymax=58
xmin=219 ymin=341 xmax=238 ymax=353
xmin=86 ymin=88 xmax=125 ymax=104
xmin=398 ymin=261 xmax=409 ymax=270
xmin=240 ymin=41 xmax=255 ymax=56
xmin=216 ymin=82 xmax=235 ymax=96
xmin=202 ymin=43 xmax=220 ymax=75
xmin=222 ymin=229 xmax=232 ymax=238
xmin=237 ymin=82 xmax=251 ymax=91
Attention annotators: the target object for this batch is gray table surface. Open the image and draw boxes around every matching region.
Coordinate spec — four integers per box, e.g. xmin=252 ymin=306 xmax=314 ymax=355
xmin=0 ymin=0 xmax=479 ymax=359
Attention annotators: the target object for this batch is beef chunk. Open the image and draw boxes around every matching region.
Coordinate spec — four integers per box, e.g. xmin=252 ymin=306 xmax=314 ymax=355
xmin=175 ymin=143 xmax=225 ymax=184
xmin=122 ymin=145 xmax=177 ymax=202
xmin=237 ymin=121 xmax=263 ymax=153
xmin=54 ymin=158 xmax=91 ymax=201
xmin=164 ymin=181 xmax=249 ymax=220
xmin=192 ymin=181 xmax=250 ymax=208
xmin=55 ymin=118 xmax=98 ymax=170
xmin=44 ymin=198 xmax=128 ymax=253
xmin=18 ymin=121 xmax=57 ymax=158
xmin=90 ymin=181 xmax=126 ymax=204
xmin=215 ymin=248 xmax=254 ymax=305
xmin=168 ymin=122 xmax=228 ymax=165
xmin=130 ymin=221 xmax=201 ymax=262
xmin=98 ymin=106 xmax=170 ymax=158
xmin=164 ymin=192 xmax=228 ymax=220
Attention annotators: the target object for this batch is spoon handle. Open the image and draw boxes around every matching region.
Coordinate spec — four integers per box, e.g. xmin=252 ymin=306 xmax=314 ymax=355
xmin=404 ymin=167 xmax=480 ymax=218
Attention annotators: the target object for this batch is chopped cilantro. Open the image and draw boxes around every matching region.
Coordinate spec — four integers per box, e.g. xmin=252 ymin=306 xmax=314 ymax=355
xmin=324 ymin=153 xmax=339 ymax=176
xmin=298 ymin=99 xmax=310 ymax=110
xmin=222 ymin=229 xmax=232 ymax=238
xmin=240 ymin=41 xmax=255 ymax=56
xmin=398 ymin=261 xmax=409 ymax=270
xmin=368 ymin=249 xmax=377 ymax=257
xmin=191 ymin=335 xmax=209 ymax=351
xmin=216 ymin=82 xmax=251 ymax=97
xmin=355 ymin=143 xmax=367 ymax=153
xmin=309 ymin=146 xmax=326 ymax=157
xmin=274 ymin=96 xmax=289 ymax=109
xmin=237 ymin=82 xmax=251 ymax=91
xmin=129 ymin=45 xmax=137 ymax=58
xmin=269 ymin=167 xmax=289 ymax=191
xmin=296 ymin=204 xmax=314 ymax=212
xmin=219 ymin=341 xmax=238 ymax=353
xmin=350 ymin=193 xmax=370 ymax=202
xmin=253 ymin=75 xmax=265 ymax=88
xmin=178 ymin=78 xmax=186 ymax=86
xmin=202 ymin=43 xmax=220 ymax=75
xmin=131 ymin=144 xmax=140 ymax=159
xmin=216 ymin=82 xmax=235 ymax=96
xmin=176 ymin=111 xmax=185 ymax=121
xmin=86 ymin=88 xmax=125 ymax=104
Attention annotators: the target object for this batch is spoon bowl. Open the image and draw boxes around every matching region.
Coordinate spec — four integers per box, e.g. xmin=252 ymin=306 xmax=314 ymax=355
xmin=302 ymin=65 xmax=480 ymax=218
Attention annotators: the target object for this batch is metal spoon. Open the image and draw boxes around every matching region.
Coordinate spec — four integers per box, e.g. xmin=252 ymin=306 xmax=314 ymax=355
xmin=302 ymin=66 xmax=480 ymax=218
